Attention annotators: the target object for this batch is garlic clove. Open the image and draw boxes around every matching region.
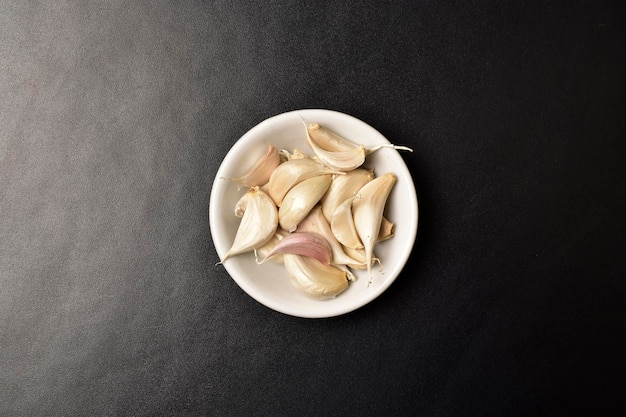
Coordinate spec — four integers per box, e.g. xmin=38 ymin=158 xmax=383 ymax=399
xmin=304 ymin=122 xmax=366 ymax=171
xmin=268 ymin=158 xmax=343 ymax=206
xmin=307 ymin=121 xmax=413 ymax=156
xmin=321 ymin=168 xmax=374 ymax=222
xmin=298 ymin=205 xmax=365 ymax=267
xmin=305 ymin=122 xmax=357 ymax=152
xmin=278 ymin=175 xmax=331 ymax=232
xmin=342 ymin=245 xmax=380 ymax=271
xmin=330 ymin=196 xmax=363 ymax=249
xmin=220 ymin=187 xmax=278 ymax=263
xmin=230 ymin=144 xmax=281 ymax=187
xmin=378 ymin=216 xmax=395 ymax=242
xmin=304 ymin=121 xmax=413 ymax=170
xmin=342 ymin=245 xmax=368 ymax=270
xmin=258 ymin=232 xmax=332 ymax=265
xmin=254 ymin=230 xmax=287 ymax=264
xmin=334 ymin=263 xmax=357 ymax=282
xmin=283 ymin=254 xmax=349 ymax=300
xmin=258 ymin=181 xmax=270 ymax=196
xmin=352 ymin=173 xmax=397 ymax=283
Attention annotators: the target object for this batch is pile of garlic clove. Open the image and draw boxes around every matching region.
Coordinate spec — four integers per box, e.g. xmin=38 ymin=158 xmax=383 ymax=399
xmin=219 ymin=121 xmax=411 ymax=300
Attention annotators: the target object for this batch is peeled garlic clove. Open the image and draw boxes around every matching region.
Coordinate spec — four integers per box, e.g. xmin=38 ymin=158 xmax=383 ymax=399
xmin=298 ymin=205 xmax=365 ymax=267
xmin=258 ymin=232 xmax=331 ymax=265
xmin=321 ymin=168 xmax=374 ymax=222
xmin=268 ymin=158 xmax=342 ymax=206
xmin=378 ymin=216 xmax=395 ymax=242
xmin=352 ymin=173 xmax=397 ymax=283
xmin=330 ymin=196 xmax=363 ymax=249
xmin=304 ymin=123 xmax=366 ymax=171
xmin=283 ymin=254 xmax=349 ymax=300
xmin=221 ymin=187 xmax=278 ymax=263
xmin=230 ymin=145 xmax=280 ymax=187
xmin=278 ymin=175 xmax=331 ymax=232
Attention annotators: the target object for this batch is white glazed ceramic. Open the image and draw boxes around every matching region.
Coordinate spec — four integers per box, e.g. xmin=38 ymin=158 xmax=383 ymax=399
xmin=209 ymin=109 xmax=418 ymax=318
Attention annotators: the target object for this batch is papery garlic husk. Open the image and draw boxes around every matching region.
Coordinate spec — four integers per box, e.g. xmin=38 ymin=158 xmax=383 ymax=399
xmin=258 ymin=232 xmax=332 ymax=265
xmin=330 ymin=195 xmax=363 ymax=249
xmin=268 ymin=158 xmax=343 ymax=206
xmin=352 ymin=173 xmax=397 ymax=283
xmin=298 ymin=205 xmax=365 ymax=268
xmin=305 ymin=123 xmax=366 ymax=171
xmin=305 ymin=122 xmax=413 ymax=171
xmin=321 ymin=168 xmax=374 ymax=222
xmin=278 ymin=175 xmax=331 ymax=232
xmin=221 ymin=187 xmax=278 ymax=263
xmin=283 ymin=254 xmax=349 ymax=300
xmin=230 ymin=144 xmax=280 ymax=187
xmin=254 ymin=230 xmax=287 ymax=264
xmin=378 ymin=216 xmax=395 ymax=242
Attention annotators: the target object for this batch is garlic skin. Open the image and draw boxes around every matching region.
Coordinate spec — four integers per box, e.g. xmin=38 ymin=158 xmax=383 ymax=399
xmin=230 ymin=144 xmax=280 ymax=187
xmin=221 ymin=187 xmax=278 ymax=263
xmin=352 ymin=173 xmax=397 ymax=283
xmin=283 ymin=254 xmax=349 ymax=300
xmin=321 ymin=168 xmax=374 ymax=222
xmin=278 ymin=175 xmax=331 ymax=232
xmin=258 ymin=232 xmax=332 ymax=265
xmin=298 ymin=205 xmax=364 ymax=267
xmin=268 ymin=158 xmax=342 ymax=206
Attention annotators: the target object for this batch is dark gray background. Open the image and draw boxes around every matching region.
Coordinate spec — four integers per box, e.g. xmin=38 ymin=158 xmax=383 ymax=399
xmin=2 ymin=1 xmax=625 ymax=416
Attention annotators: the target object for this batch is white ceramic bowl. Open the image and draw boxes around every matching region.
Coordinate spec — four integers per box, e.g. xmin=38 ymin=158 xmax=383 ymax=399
xmin=209 ymin=109 xmax=418 ymax=318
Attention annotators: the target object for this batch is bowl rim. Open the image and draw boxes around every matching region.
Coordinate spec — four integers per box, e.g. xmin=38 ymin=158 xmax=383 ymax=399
xmin=209 ymin=109 xmax=419 ymax=318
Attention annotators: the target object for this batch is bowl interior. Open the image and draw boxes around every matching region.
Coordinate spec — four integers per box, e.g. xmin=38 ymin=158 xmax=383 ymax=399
xmin=209 ymin=109 xmax=418 ymax=318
